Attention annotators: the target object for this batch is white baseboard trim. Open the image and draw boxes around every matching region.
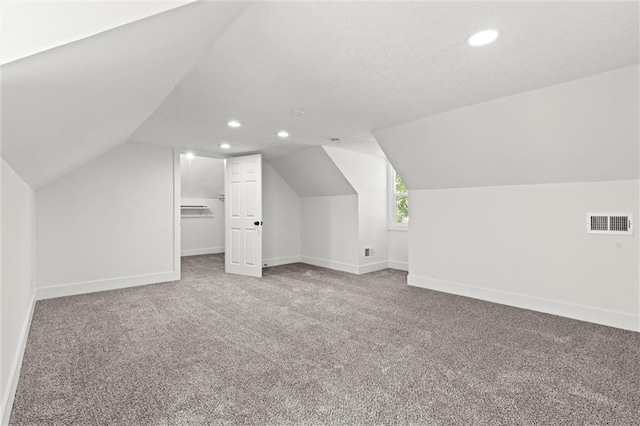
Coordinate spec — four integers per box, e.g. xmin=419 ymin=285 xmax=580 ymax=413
xmin=181 ymin=247 xmax=224 ymax=257
xmin=1 ymin=290 xmax=36 ymax=426
xmin=358 ymin=261 xmax=389 ymax=274
xmin=36 ymin=271 xmax=177 ymax=300
xmin=388 ymin=260 xmax=408 ymax=271
xmin=300 ymin=256 xmax=393 ymax=275
xmin=408 ymin=275 xmax=639 ymax=332
xmin=300 ymin=256 xmax=360 ymax=274
xmin=263 ymin=256 xmax=301 ymax=267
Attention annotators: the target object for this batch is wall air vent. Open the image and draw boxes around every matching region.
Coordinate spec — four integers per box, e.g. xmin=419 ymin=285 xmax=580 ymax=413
xmin=586 ymin=213 xmax=632 ymax=235
xmin=364 ymin=247 xmax=375 ymax=258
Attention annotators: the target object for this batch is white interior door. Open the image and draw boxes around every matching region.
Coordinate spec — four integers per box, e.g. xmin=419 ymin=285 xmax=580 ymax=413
xmin=225 ymin=154 xmax=262 ymax=277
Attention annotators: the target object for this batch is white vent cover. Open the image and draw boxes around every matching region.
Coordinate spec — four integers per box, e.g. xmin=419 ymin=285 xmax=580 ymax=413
xmin=586 ymin=213 xmax=633 ymax=235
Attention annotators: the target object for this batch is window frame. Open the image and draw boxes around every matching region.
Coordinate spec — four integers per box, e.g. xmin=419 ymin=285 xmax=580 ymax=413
xmin=388 ymin=165 xmax=408 ymax=231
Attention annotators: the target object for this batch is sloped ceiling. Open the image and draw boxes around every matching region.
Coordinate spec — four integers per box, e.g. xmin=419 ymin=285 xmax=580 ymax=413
xmin=267 ymin=147 xmax=356 ymax=198
xmin=1 ymin=2 xmax=637 ymax=190
xmin=131 ymin=2 xmax=638 ymax=160
xmin=181 ymin=155 xmax=224 ymax=199
xmin=374 ymin=66 xmax=639 ymax=190
xmin=1 ymin=2 xmax=246 ymax=190
xmin=0 ymin=1 xmax=196 ymax=64
xmin=324 ymin=147 xmax=388 ymax=194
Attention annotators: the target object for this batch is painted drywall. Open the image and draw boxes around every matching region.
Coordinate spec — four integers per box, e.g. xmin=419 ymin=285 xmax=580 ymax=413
xmin=36 ymin=143 xmax=176 ymax=297
xmin=180 ymin=156 xmax=225 ymax=256
xmin=377 ymin=65 xmax=640 ymax=330
xmin=268 ymin=147 xmax=356 ymax=197
xmin=1 ymin=159 xmax=35 ymax=422
xmin=388 ymin=230 xmax=408 ymax=271
xmin=325 ymin=147 xmax=388 ymax=269
xmin=131 ymin=3 xmax=638 ymax=161
xmin=375 ymin=65 xmax=639 ymax=190
xmin=1 ymin=1 xmax=196 ymax=64
xmin=1 ymin=2 xmax=246 ymax=189
xmin=181 ymin=198 xmax=224 ymax=257
xmin=408 ymin=181 xmax=639 ymax=330
xmin=262 ymin=162 xmax=301 ymax=265
xmin=301 ymin=195 xmax=359 ymax=273
xmin=180 ymin=155 xmax=224 ymax=199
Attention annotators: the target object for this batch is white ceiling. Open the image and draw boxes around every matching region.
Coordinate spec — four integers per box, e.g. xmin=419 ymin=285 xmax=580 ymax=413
xmin=1 ymin=2 xmax=638 ymax=189
xmin=375 ymin=65 xmax=639 ymax=190
xmin=1 ymin=2 xmax=246 ymax=189
xmin=0 ymin=1 xmax=196 ymax=64
xmin=268 ymin=147 xmax=356 ymax=197
xmin=131 ymin=1 xmax=638 ymax=159
xmin=181 ymin=155 xmax=225 ymax=199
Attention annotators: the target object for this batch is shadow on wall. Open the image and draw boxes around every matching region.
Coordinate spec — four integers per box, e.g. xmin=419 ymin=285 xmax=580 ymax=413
xmin=180 ymin=155 xmax=225 ymax=257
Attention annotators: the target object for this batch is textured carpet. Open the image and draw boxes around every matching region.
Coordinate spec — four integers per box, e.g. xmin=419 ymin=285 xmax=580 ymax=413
xmin=10 ymin=254 xmax=640 ymax=425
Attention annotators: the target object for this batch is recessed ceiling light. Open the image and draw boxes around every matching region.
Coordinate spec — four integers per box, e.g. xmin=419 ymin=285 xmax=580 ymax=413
xmin=277 ymin=130 xmax=289 ymax=138
xmin=185 ymin=151 xmax=195 ymax=160
xmin=290 ymin=110 xmax=305 ymax=117
xmin=467 ymin=29 xmax=501 ymax=47
xmin=227 ymin=120 xmax=241 ymax=128
xmin=219 ymin=143 xmax=231 ymax=149
xmin=330 ymin=138 xmax=341 ymax=144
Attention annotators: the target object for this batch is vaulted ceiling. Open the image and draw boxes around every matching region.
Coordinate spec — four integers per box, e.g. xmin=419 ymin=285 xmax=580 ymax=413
xmin=2 ymin=2 xmax=638 ymax=190
xmin=1 ymin=2 xmax=246 ymax=189
xmin=0 ymin=1 xmax=197 ymax=65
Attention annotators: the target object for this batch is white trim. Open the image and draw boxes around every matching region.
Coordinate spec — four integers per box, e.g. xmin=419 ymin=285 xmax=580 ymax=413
xmin=36 ymin=272 xmax=176 ymax=300
xmin=173 ymin=150 xmax=181 ymax=281
xmin=358 ymin=261 xmax=389 ymax=274
xmin=300 ymin=256 xmax=360 ymax=274
xmin=408 ymin=275 xmax=639 ymax=332
xmin=388 ymin=260 xmax=408 ymax=271
xmin=1 ymin=291 xmax=36 ymax=426
xmin=388 ymin=224 xmax=408 ymax=232
xmin=300 ymin=256 xmax=393 ymax=275
xmin=388 ymin=164 xmax=409 ymax=228
xmin=181 ymin=247 xmax=224 ymax=257
xmin=263 ymin=256 xmax=301 ymax=267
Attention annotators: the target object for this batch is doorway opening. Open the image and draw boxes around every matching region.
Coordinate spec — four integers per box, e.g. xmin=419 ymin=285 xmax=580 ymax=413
xmin=179 ymin=154 xmax=225 ymax=257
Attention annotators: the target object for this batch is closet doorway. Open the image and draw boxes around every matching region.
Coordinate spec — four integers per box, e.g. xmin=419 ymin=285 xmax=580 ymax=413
xmin=180 ymin=154 xmax=225 ymax=257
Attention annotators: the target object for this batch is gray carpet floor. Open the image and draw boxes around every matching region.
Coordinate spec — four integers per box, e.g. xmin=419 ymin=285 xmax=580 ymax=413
xmin=10 ymin=254 xmax=640 ymax=425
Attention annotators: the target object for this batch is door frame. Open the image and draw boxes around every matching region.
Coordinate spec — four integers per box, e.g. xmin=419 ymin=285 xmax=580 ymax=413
xmin=173 ymin=149 xmax=228 ymax=281
xmin=173 ymin=150 xmax=181 ymax=281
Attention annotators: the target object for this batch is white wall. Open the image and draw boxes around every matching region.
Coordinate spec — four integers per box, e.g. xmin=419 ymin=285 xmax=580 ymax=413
xmin=375 ymin=65 xmax=640 ymax=331
xmin=388 ymin=230 xmax=408 ymax=271
xmin=262 ymin=162 xmax=301 ymax=266
xmin=1 ymin=159 xmax=36 ymax=423
xmin=181 ymin=155 xmax=224 ymax=199
xmin=268 ymin=146 xmax=356 ymax=197
xmin=36 ymin=143 xmax=176 ymax=298
xmin=301 ymin=195 xmax=359 ymax=273
xmin=325 ymin=147 xmax=389 ymax=271
xmin=376 ymin=65 xmax=639 ymax=190
xmin=409 ymin=181 xmax=639 ymax=330
xmin=180 ymin=155 xmax=225 ymax=256
xmin=181 ymin=198 xmax=224 ymax=257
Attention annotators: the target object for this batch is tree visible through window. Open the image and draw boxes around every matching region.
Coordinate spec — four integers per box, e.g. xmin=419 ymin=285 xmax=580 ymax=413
xmin=394 ymin=171 xmax=408 ymax=224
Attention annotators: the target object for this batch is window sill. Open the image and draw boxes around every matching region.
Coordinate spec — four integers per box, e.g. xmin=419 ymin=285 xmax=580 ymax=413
xmin=388 ymin=224 xmax=408 ymax=232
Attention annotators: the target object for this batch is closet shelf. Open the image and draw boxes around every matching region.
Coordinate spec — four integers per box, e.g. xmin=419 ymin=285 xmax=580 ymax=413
xmin=181 ymin=205 xmax=213 ymax=218
xmin=181 ymin=205 xmax=208 ymax=210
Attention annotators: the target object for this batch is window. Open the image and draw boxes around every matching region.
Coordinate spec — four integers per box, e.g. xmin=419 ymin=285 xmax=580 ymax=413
xmin=389 ymin=167 xmax=408 ymax=229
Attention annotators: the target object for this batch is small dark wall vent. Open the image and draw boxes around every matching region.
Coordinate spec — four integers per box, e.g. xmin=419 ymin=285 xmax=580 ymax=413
xmin=587 ymin=213 xmax=632 ymax=235
xmin=364 ymin=247 xmax=375 ymax=258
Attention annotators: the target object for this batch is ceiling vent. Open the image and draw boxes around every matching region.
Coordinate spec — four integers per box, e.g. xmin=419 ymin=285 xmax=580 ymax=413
xmin=586 ymin=213 xmax=633 ymax=235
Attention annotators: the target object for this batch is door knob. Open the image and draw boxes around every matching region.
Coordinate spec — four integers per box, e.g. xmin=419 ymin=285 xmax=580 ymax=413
xmin=254 ymin=221 xmax=263 ymax=226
